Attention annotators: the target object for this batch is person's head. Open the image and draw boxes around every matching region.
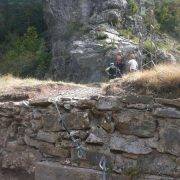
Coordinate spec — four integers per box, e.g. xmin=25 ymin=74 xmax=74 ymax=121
xmin=110 ymin=63 xmax=114 ymax=67
xmin=116 ymin=52 xmax=122 ymax=62
xmin=128 ymin=53 xmax=135 ymax=60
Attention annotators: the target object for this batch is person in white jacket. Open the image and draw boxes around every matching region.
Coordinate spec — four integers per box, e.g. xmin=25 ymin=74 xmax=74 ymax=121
xmin=127 ymin=54 xmax=139 ymax=72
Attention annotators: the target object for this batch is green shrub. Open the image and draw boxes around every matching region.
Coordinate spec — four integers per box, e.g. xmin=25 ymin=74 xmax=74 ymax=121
xmin=0 ymin=26 xmax=51 ymax=78
xmin=119 ymin=28 xmax=139 ymax=43
xmin=143 ymin=39 xmax=156 ymax=54
xmin=127 ymin=0 xmax=139 ymax=15
xmin=155 ymin=0 xmax=179 ymax=37
xmin=96 ymin=32 xmax=108 ymax=40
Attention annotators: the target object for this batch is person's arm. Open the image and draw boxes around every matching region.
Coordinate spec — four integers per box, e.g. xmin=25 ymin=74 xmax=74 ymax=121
xmin=105 ymin=67 xmax=110 ymax=75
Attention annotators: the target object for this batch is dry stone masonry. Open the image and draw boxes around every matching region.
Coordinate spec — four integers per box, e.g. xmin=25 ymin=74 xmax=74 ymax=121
xmin=0 ymin=95 xmax=180 ymax=179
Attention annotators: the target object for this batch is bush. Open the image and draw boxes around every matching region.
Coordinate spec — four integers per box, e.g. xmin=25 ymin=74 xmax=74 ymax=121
xmin=155 ymin=0 xmax=179 ymax=37
xmin=96 ymin=32 xmax=108 ymax=40
xmin=143 ymin=39 xmax=156 ymax=54
xmin=127 ymin=0 xmax=139 ymax=15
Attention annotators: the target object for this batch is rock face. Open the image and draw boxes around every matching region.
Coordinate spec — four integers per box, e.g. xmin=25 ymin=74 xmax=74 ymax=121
xmin=0 ymin=96 xmax=180 ymax=179
xmin=44 ymin=0 xmax=139 ymax=83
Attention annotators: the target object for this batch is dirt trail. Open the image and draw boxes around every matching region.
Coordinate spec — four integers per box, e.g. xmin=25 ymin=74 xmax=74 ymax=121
xmin=0 ymin=83 xmax=102 ymax=102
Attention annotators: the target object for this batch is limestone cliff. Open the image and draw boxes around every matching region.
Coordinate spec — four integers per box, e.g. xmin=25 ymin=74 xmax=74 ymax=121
xmin=44 ymin=0 xmax=140 ymax=83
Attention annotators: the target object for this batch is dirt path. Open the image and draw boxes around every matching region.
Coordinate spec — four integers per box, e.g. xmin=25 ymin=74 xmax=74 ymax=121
xmin=51 ymin=86 xmax=102 ymax=100
xmin=0 ymin=83 xmax=102 ymax=102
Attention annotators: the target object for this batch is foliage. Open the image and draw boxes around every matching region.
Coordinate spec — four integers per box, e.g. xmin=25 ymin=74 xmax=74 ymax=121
xmin=155 ymin=0 xmax=180 ymax=38
xmin=96 ymin=32 xmax=108 ymax=40
xmin=0 ymin=1 xmax=50 ymax=79
xmin=0 ymin=0 xmax=43 ymax=42
xmin=119 ymin=28 xmax=139 ymax=43
xmin=143 ymin=39 xmax=156 ymax=54
xmin=127 ymin=0 xmax=139 ymax=15
xmin=0 ymin=27 xmax=51 ymax=78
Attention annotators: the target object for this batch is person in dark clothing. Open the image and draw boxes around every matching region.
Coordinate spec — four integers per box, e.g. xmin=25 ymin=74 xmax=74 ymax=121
xmin=115 ymin=52 xmax=124 ymax=77
xmin=105 ymin=63 xmax=120 ymax=80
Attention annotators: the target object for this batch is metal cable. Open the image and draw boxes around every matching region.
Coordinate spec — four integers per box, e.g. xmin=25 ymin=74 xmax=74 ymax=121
xmin=99 ymin=156 xmax=107 ymax=180
xmin=53 ymin=100 xmax=108 ymax=179
xmin=53 ymin=101 xmax=85 ymax=158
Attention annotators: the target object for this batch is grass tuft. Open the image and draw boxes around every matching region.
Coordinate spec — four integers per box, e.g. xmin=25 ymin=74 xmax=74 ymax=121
xmin=104 ymin=64 xmax=180 ymax=98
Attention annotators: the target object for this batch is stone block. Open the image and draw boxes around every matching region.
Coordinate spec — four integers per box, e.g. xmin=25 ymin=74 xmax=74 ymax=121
xmin=96 ymin=96 xmax=125 ymax=111
xmin=136 ymin=175 xmax=175 ymax=180
xmin=24 ymin=135 xmax=70 ymax=158
xmin=121 ymin=95 xmax=154 ymax=104
xmin=110 ymin=134 xmax=152 ymax=154
xmin=29 ymin=99 xmax=52 ymax=107
xmin=113 ymin=155 xmax=138 ymax=175
xmin=114 ymin=110 xmax=156 ymax=137
xmin=35 ymin=131 xmax=58 ymax=143
xmin=35 ymin=162 xmax=129 ymax=180
xmin=137 ymin=153 xmax=177 ymax=176
xmin=85 ymin=133 xmax=103 ymax=145
xmin=59 ymin=130 xmax=88 ymax=140
xmin=157 ymin=119 xmax=180 ymax=156
xmin=154 ymin=108 xmax=180 ymax=119
xmin=60 ymin=110 xmax=90 ymax=130
xmin=43 ymin=109 xmax=90 ymax=131
xmin=155 ymin=98 xmax=180 ymax=109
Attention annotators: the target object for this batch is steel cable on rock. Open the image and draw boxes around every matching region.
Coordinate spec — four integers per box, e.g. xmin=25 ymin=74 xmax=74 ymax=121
xmin=53 ymin=100 xmax=108 ymax=180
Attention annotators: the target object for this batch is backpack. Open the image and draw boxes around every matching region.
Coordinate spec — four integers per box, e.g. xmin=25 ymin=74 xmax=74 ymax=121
xmin=108 ymin=66 xmax=117 ymax=76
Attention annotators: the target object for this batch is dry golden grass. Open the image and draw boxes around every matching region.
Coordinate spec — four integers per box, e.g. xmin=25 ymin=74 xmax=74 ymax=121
xmin=0 ymin=74 xmax=85 ymax=94
xmin=104 ymin=64 xmax=180 ymax=97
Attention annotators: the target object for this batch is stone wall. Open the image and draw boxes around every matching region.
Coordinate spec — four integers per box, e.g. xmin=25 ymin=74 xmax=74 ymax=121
xmin=0 ymin=95 xmax=180 ymax=179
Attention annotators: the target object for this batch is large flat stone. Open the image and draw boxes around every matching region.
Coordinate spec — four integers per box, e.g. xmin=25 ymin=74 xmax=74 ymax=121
xmin=121 ymin=95 xmax=154 ymax=104
xmin=60 ymin=110 xmax=90 ymax=130
xmin=35 ymin=162 xmax=130 ymax=180
xmin=114 ymin=110 xmax=156 ymax=137
xmin=110 ymin=134 xmax=152 ymax=155
xmin=155 ymin=98 xmax=180 ymax=109
xmin=154 ymin=108 xmax=180 ymax=119
xmin=35 ymin=131 xmax=58 ymax=143
xmin=137 ymin=153 xmax=177 ymax=176
xmin=24 ymin=135 xmax=70 ymax=158
xmin=85 ymin=133 xmax=104 ymax=145
xmin=157 ymin=119 xmax=180 ymax=156
xmin=96 ymin=96 xmax=124 ymax=111
xmin=136 ymin=175 xmax=175 ymax=180
xmin=43 ymin=109 xmax=90 ymax=131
